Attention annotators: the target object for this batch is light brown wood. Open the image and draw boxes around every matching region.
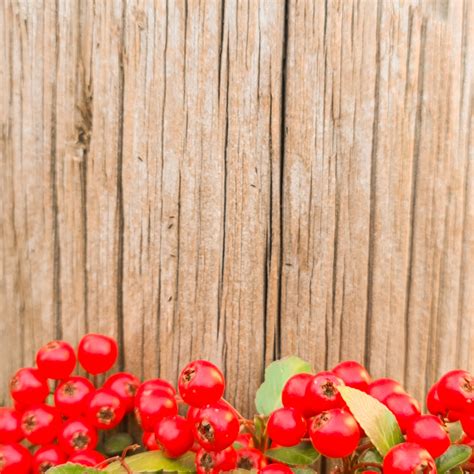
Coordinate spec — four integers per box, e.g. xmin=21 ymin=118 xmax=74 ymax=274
xmin=0 ymin=0 xmax=472 ymax=415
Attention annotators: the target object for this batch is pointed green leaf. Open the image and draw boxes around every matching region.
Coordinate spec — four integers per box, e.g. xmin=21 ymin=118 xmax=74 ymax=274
xmin=256 ymin=357 xmax=312 ymax=415
xmin=339 ymin=386 xmax=403 ymax=456
xmin=105 ymin=451 xmax=195 ymax=473
xmin=435 ymin=445 xmax=472 ymax=474
xmin=46 ymin=464 xmax=101 ymax=474
xmin=266 ymin=441 xmax=320 ymax=466
xmin=359 ymin=448 xmax=383 ymax=464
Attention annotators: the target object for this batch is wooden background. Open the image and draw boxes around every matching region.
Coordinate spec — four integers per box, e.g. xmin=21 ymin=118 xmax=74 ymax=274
xmin=1 ymin=0 xmax=473 ymax=415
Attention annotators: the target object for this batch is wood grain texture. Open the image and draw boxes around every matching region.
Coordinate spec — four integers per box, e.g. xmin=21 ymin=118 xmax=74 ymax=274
xmin=1 ymin=0 xmax=473 ymax=416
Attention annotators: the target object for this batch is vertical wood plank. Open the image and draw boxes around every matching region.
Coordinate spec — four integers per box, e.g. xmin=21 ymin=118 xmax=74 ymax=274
xmin=120 ymin=0 xmax=285 ymax=413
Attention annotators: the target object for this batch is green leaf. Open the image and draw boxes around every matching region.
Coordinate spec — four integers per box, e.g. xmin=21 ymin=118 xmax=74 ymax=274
xmin=46 ymin=463 xmax=101 ymax=474
xmin=266 ymin=441 xmax=320 ymax=466
xmin=103 ymin=433 xmax=135 ymax=456
xmin=339 ymin=386 xmax=404 ymax=456
xmin=253 ymin=416 xmax=266 ymax=450
xmin=436 ymin=445 xmax=472 ymax=474
xmin=292 ymin=469 xmax=317 ymax=474
xmin=359 ymin=448 xmax=383 ymax=464
xmin=448 ymin=422 xmax=464 ymax=443
xmin=104 ymin=451 xmax=195 ymax=473
xmin=447 ymin=467 xmax=463 ymax=474
xmin=255 ymin=357 xmax=312 ymax=415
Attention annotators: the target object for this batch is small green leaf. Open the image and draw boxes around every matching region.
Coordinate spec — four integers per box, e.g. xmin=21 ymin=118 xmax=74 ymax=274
xmin=254 ymin=416 xmax=266 ymax=450
xmin=292 ymin=469 xmax=317 ymax=474
xmin=448 ymin=422 xmax=464 ymax=443
xmin=359 ymin=448 xmax=383 ymax=464
xmin=103 ymin=433 xmax=134 ymax=456
xmin=105 ymin=451 xmax=195 ymax=473
xmin=339 ymin=386 xmax=404 ymax=456
xmin=266 ymin=441 xmax=320 ymax=466
xmin=436 ymin=445 xmax=472 ymax=474
xmin=46 ymin=463 xmax=101 ymax=474
xmin=255 ymin=357 xmax=312 ymax=415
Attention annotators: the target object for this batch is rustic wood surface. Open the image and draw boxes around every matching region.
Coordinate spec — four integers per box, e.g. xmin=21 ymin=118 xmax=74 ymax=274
xmin=1 ymin=0 xmax=473 ymax=415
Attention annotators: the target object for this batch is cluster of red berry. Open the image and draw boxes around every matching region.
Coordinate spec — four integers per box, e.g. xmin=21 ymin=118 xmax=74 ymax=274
xmin=266 ymin=361 xmax=474 ymax=473
xmin=0 ymin=334 xmax=473 ymax=474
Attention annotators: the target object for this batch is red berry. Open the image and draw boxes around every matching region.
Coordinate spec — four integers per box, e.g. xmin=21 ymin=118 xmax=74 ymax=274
xmin=236 ymin=448 xmax=267 ymax=470
xmin=136 ymin=379 xmax=176 ymax=400
xmin=195 ymin=447 xmax=237 ymax=474
xmin=332 ymin=361 xmax=371 ymax=392
xmin=135 ymin=389 xmax=178 ymax=432
xmin=68 ymin=449 xmax=106 ymax=467
xmin=142 ymin=431 xmax=160 ymax=451
xmin=104 ymin=372 xmax=140 ymax=412
xmin=86 ymin=388 xmax=125 ymax=430
xmin=178 ymin=360 xmax=225 ymax=407
xmin=260 ymin=463 xmax=294 ymax=474
xmin=58 ymin=418 xmax=98 ymax=454
xmin=155 ymin=415 xmax=194 ymax=458
xmin=383 ymin=442 xmax=436 ymax=474
xmin=282 ymin=373 xmax=314 ymax=417
xmin=437 ymin=370 xmax=474 ymax=412
xmin=426 ymin=382 xmax=447 ymax=417
xmin=448 ymin=410 xmax=462 ymax=422
xmin=305 ymin=371 xmax=345 ymax=415
xmin=32 ymin=445 xmax=67 ymax=474
xmin=461 ymin=413 xmax=474 ymax=438
xmin=10 ymin=368 xmax=49 ymax=405
xmin=384 ymin=392 xmax=421 ymax=432
xmin=78 ymin=333 xmax=118 ymax=375
xmin=309 ymin=408 xmax=360 ymax=458
xmin=367 ymin=378 xmax=405 ymax=404
xmin=267 ymin=407 xmax=306 ymax=447
xmin=36 ymin=340 xmax=76 ymax=380
xmin=235 ymin=432 xmax=255 ymax=449
xmin=21 ymin=405 xmax=61 ymax=445
xmin=54 ymin=376 xmax=95 ymax=418
xmin=406 ymin=415 xmax=450 ymax=458
xmin=0 ymin=443 xmax=32 ymax=474
xmin=187 ymin=406 xmax=200 ymax=423
xmin=0 ymin=408 xmax=23 ymax=443
xmin=193 ymin=403 xmax=240 ymax=451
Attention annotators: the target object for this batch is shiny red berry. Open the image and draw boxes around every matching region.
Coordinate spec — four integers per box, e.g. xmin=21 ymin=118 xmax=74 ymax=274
xmin=32 ymin=445 xmax=67 ymax=474
xmin=86 ymin=388 xmax=125 ymax=430
xmin=178 ymin=360 xmax=225 ymax=407
xmin=405 ymin=415 xmax=449 ymax=458
xmin=36 ymin=340 xmax=76 ymax=380
xmin=104 ymin=372 xmax=140 ymax=412
xmin=10 ymin=368 xmax=49 ymax=405
xmin=0 ymin=443 xmax=32 ymax=474
xmin=21 ymin=405 xmax=61 ymax=445
xmin=461 ymin=413 xmax=474 ymax=438
xmin=309 ymin=408 xmax=360 ymax=458
xmin=235 ymin=432 xmax=255 ymax=449
xmin=437 ymin=370 xmax=474 ymax=412
xmin=267 ymin=407 xmax=306 ymax=447
xmin=136 ymin=378 xmax=176 ymax=400
xmin=195 ymin=447 xmax=237 ymax=474
xmin=135 ymin=389 xmax=178 ymax=432
xmin=260 ymin=463 xmax=294 ymax=474
xmin=448 ymin=410 xmax=462 ymax=422
xmin=236 ymin=448 xmax=267 ymax=470
xmin=384 ymin=392 xmax=421 ymax=432
xmin=383 ymin=442 xmax=436 ymax=474
xmin=155 ymin=415 xmax=194 ymax=458
xmin=68 ymin=449 xmax=106 ymax=467
xmin=142 ymin=431 xmax=160 ymax=451
xmin=282 ymin=373 xmax=314 ymax=418
xmin=0 ymin=408 xmax=23 ymax=443
xmin=305 ymin=371 xmax=345 ymax=415
xmin=426 ymin=382 xmax=447 ymax=417
xmin=332 ymin=361 xmax=371 ymax=392
xmin=58 ymin=418 xmax=98 ymax=454
xmin=54 ymin=376 xmax=95 ymax=418
xmin=193 ymin=403 xmax=240 ymax=451
xmin=367 ymin=378 xmax=405 ymax=404
xmin=78 ymin=333 xmax=118 ymax=375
